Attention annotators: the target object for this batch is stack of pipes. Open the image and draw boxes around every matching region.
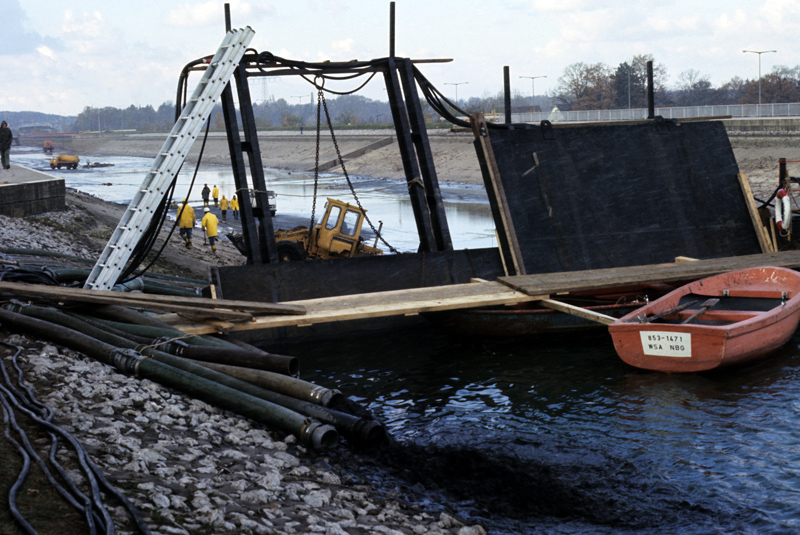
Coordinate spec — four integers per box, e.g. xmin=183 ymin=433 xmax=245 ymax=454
xmin=0 ymin=288 xmax=387 ymax=452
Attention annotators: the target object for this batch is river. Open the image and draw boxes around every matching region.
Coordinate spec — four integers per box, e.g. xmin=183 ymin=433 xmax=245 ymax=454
xmin=12 ymin=147 xmax=800 ymax=534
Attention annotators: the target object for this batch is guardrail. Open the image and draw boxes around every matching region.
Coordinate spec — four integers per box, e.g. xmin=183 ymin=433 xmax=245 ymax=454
xmin=509 ymin=102 xmax=800 ymax=124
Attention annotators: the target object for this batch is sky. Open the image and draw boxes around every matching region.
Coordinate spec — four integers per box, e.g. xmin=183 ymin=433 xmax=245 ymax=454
xmin=2 ymin=0 xmax=799 ymax=117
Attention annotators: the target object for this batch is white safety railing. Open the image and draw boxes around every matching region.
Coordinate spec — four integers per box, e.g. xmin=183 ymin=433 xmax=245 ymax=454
xmin=508 ymin=102 xmax=800 ymax=124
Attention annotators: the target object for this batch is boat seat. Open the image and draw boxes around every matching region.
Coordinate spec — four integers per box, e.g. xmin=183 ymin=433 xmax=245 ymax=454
xmin=678 ymin=293 xmax=784 ymax=313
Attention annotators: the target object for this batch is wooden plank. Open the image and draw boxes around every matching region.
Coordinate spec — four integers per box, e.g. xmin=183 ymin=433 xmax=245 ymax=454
xmin=536 ymin=298 xmax=616 ymax=325
xmin=161 ymin=251 xmax=800 ymax=335
xmin=738 ymin=172 xmax=774 ymax=253
xmin=471 ymin=113 xmax=525 ymax=275
xmin=165 ymin=281 xmax=546 ymax=334
xmin=0 ymin=281 xmax=306 ymax=315
xmin=497 ymin=250 xmax=800 ymax=297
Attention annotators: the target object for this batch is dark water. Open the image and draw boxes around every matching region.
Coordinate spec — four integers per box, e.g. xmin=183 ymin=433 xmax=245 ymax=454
xmin=274 ymin=325 xmax=800 ymax=534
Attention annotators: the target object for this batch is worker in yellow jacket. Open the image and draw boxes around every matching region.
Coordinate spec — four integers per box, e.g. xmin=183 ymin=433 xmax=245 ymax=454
xmin=219 ymin=195 xmax=229 ymax=222
xmin=231 ymin=195 xmax=239 ymax=220
xmin=201 ymin=207 xmax=219 ymax=254
xmin=212 ymin=185 xmax=219 ymax=207
xmin=177 ymin=199 xmax=196 ymax=248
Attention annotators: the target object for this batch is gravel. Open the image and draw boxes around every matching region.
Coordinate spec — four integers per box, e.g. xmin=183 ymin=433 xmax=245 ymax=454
xmin=0 ymin=201 xmax=486 ymax=535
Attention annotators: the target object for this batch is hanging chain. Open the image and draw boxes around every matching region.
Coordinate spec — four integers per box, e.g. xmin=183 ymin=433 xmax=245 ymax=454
xmin=319 ymin=92 xmax=398 ymax=253
xmin=306 ymin=85 xmax=324 ymax=255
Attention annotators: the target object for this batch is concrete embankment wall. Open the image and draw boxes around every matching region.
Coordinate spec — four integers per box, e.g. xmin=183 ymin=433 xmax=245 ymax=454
xmin=723 ymin=117 xmax=800 ymax=133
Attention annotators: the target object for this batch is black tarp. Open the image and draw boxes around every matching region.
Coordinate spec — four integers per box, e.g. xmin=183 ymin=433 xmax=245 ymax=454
xmin=475 ymin=118 xmax=762 ymax=275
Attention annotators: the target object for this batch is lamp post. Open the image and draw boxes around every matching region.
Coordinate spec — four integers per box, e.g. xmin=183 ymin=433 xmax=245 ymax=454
xmin=444 ymin=82 xmax=468 ymax=107
xmin=743 ymin=49 xmax=776 ymax=114
xmin=519 ymin=75 xmax=546 ymax=116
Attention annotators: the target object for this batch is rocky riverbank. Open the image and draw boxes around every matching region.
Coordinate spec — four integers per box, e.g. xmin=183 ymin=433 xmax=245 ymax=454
xmin=0 ymin=196 xmax=487 ymax=533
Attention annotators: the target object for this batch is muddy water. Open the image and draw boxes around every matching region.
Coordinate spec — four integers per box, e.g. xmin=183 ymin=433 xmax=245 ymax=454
xmin=16 ymin=147 xmax=800 ymax=533
xmin=12 ymin=147 xmax=496 ymax=252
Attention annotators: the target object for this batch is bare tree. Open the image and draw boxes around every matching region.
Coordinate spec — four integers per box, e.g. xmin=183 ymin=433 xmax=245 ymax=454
xmin=555 ymin=62 xmax=613 ymax=110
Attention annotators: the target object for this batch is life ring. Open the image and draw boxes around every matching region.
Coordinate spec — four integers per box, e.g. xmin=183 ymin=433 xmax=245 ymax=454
xmin=775 ymin=189 xmax=792 ymax=233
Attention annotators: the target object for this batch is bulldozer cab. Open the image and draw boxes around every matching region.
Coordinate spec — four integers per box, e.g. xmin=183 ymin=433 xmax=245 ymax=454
xmin=315 ymin=198 xmax=366 ymax=257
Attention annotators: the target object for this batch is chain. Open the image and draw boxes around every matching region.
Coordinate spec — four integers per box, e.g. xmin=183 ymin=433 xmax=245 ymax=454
xmin=307 ymin=85 xmax=323 ymax=255
xmin=319 ymin=92 xmax=398 ymax=253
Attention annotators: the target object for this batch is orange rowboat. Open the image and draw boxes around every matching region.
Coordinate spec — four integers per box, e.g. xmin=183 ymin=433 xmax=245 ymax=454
xmin=608 ymin=266 xmax=800 ymax=372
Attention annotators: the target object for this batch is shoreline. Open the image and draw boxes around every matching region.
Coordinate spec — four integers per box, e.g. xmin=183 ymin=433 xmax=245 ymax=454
xmin=2 ymin=130 xmax=799 ymax=533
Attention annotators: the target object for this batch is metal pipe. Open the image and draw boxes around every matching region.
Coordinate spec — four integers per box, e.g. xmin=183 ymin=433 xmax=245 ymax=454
xmin=647 ymin=60 xmax=655 ymax=119
xmin=389 ymin=2 xmax=395 ymax=58
xmin=503 ymin=66 xmax=511 ymax=124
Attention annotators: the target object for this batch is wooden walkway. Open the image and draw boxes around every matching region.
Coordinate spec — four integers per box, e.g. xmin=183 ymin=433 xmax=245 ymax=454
xmin=164 ymin=250 xmax=800 ymax=335
xmin=7 ymin=251 xmax=800 ymax=336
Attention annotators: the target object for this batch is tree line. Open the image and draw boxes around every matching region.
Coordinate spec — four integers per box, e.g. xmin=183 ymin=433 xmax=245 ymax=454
xmin=546 ymin=54 xmax=800 ymax=112
xmin=9 ymin=55 xmax=800 ymax=134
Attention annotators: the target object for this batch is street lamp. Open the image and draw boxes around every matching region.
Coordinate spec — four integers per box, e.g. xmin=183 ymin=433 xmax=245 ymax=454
xmin=519 ymin=75 xmax=546 ymax=115
xmin=444 ymin=82 xmax=468 ymax=107
xmin=743 ymin=49 xmax=777 ymax=113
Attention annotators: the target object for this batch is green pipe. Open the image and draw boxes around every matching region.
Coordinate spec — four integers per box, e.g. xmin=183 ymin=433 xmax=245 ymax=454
xmin=0 ymin=306 xmax=338 ymax=450
xmin=82 ymin=305 xmax=179 ymax=331
xmin=165 ymin=342 xmax=299 ymax=376
xmin=45 ymin=267 xmax=201 ymax=297
xmin=6 ymin=248 xmax=95 ymax=265
xmin=15 ymin=261 xmax=206 ymax=285
xmin=186 ymin=358 xmax=383 ymax=445
xmin=182 ymin=359 xmax=339 ymax=406
xmin=70 ymin=310 xmax=299 ymax=376
xmin=83 ymin=317 xmax=221 ymax=347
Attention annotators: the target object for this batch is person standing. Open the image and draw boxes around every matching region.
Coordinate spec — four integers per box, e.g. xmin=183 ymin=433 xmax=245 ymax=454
xmin=177 ymin=199 xmax=196 ymax=248
xmin=0 ymin=121 xmax=13 ymax=170
xmin=219 ymin=194 xmax=229 ymax=222
xmin=212 ymin=185 xmax=219 ymax=207
xmin=231 ymin=194 xmax=239 ymax=220
xmin=201 ymin=184 xmax=210 ymax=207
xmin=201 ymin=207 xmax=219 ymax=255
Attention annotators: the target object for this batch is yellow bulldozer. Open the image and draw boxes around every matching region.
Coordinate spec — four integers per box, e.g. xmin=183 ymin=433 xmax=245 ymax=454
xmin=229 ymin=198 xmax=383 ymax=261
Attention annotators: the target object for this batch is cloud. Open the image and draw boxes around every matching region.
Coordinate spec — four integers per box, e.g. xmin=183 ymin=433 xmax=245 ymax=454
xmin=36 ymin=46 xmax=55 ymax=60
xmin=165 ymin=1 xmax=275 ymax=28
xmin=0 ymin=0 xmax=61 ymax=55
xmin=331 ymin=37 xmax=355 ymax=54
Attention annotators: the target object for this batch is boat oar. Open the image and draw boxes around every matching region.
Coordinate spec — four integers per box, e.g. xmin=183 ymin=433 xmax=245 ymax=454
xmin=680 ymin=298 xmax=719 ymax=325
xmin=640 ymin=299 xmax=698 ymax=323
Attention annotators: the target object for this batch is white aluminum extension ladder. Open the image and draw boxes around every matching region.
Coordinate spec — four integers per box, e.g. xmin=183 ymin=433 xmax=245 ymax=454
xmin=83 ymin=26 xmax=255 ymax=290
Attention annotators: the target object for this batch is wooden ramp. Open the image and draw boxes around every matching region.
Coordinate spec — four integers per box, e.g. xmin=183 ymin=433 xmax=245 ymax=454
xmin=163 ymin=250 xmax=800 ymax=335
xmin=164 ymin=280 xmax=545 ymax=335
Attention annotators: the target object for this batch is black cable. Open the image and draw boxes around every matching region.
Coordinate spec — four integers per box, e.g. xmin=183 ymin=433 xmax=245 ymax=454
xmin=117 ymin=112 xmax=212 ymax=284
xmin=0 ymin=340 xmax=153 ymax=534
xmin=0 ymin=342 xmax=106 ymax=533
xmin=0 ymin=384 xmax=37 ymax=535
xmin=125 ymin=117 xmax=213 ymax=281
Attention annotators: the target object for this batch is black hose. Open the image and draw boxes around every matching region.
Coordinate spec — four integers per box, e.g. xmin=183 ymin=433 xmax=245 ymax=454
xmin=186 ymin=358 xmax=384 ymax=445
xmin=0 ymin=306 xmax=338 ymax=450
xmin=0 ymin=341 xmax=143 ymax=534
xmin=80 ymin=316 xmax=221 ymax=348
xmin=165 ymin=342 xmax=299 ymax=376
